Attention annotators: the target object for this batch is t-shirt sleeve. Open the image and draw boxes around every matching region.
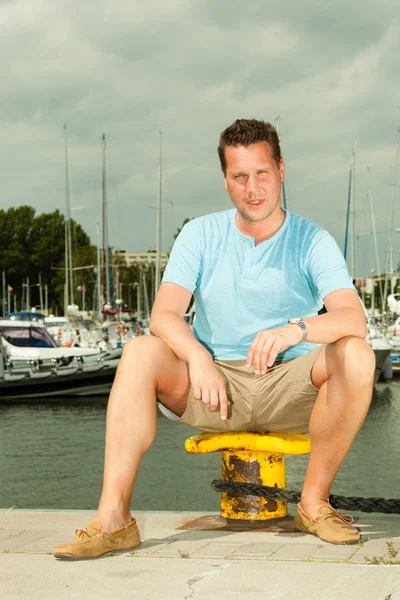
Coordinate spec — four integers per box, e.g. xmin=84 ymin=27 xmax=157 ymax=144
xmin=162 ymin=221 xmax=202 ymax=293
xmin=306 ymin=230 xmax=356 ymax=301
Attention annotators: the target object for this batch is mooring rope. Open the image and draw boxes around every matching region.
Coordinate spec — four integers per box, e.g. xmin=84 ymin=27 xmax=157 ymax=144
xmin=212 ymin=480 xmax=400 ymax=514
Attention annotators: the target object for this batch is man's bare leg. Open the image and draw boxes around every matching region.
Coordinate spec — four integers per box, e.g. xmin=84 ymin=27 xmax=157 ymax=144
xmin=300 ymin=336 xmax=375 ymax=518
xmin=93 ymin=336 xmax=191 ymax=533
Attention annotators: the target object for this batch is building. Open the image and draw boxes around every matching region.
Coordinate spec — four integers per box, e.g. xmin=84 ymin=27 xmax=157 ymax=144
xmin=114 ymin=248 xmax=169 ymax=268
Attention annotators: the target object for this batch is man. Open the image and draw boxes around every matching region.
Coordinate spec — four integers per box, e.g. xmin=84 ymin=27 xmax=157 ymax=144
xmin=53 ymin=119 xmax=375 ymax=559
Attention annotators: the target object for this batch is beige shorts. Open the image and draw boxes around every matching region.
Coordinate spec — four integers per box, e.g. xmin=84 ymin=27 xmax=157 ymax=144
xmin=175 ymin=345 xmax=324 ymax=434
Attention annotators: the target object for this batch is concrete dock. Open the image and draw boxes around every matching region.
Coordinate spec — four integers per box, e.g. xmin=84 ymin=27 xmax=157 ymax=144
xmin=1 ymin=509 xmax=400 ymax=599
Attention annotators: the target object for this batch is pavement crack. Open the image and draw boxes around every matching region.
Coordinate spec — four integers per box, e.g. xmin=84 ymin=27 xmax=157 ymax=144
xmin=388 ymin=567 xmax=400 ymax=599
xmin=184 ymin=564 xmax=231 ymax=599
xmin=185 ymin=575 xmax=204 ymax=599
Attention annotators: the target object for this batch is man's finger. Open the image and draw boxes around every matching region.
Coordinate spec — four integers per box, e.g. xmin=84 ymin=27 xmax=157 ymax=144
xmin=267 ymin=341 xmax=282 ymax=367
xmin=246 ymin=345 xmax=255 ymax=367
xmin=259 ymin=338 xmax=275 ymax=373
xmin=201 ymin=388 xmax=210 ymax=405
xmin=209 ymin=388 xmax=219 ymax=412
xmin=247 ymin=333 xmax=262 ymax=367
xmin=193 ymin=386 xmax=202 ymax=400
xmin=252 ymin=341 xmax=265 ymax=374
xmin=219 ymin=384 xmax=228 ymax=420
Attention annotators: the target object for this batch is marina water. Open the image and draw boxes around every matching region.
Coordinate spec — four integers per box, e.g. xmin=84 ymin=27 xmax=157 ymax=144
xmin=1 ymin=381 xmax=400 ymax=511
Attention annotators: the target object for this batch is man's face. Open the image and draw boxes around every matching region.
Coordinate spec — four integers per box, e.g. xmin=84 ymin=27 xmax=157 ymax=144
xmin=223 ymin=142 xmax=284 ymax=225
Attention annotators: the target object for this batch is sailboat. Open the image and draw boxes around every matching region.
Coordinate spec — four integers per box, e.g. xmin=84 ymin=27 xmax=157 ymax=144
xmin=98 ymin=134 xmax=138 ymax=348
xmin=343 ymin=145 xmax=392 ymax=382
xmin=383 ymin=126 xmax=400 ymax=309
xmin=380 ymin=125 xmax=400 ymax=373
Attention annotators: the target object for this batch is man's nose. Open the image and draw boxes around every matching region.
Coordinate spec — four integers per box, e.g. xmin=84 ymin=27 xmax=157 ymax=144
xmin=246 ymin=175 xmax=261 ymax=195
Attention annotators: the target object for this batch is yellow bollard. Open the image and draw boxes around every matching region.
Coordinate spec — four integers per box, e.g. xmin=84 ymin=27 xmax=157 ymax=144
xmin=185 ymin=431 xmax=311 ymax=521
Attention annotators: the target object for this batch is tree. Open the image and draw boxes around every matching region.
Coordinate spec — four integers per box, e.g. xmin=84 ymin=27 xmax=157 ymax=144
xmin=0 ymin=206 xmax=95 ymax=315
xmin=0 ymin=206 xmax=36 ymax=278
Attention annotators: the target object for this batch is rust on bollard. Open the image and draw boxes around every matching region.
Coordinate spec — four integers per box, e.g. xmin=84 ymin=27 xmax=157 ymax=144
xmin=184 ymin=431 xmax=311 ymax=524
xmin=221 ymin=449 xmax=286 ymax=520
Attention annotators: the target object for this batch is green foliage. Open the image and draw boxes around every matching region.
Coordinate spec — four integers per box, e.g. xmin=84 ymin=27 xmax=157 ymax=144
xmin=0 ymin=206 xmax=36 ymax=277
xmin=364 ymin=541 xmax=400 ymax=565
xmin=0 ymin=206 xmax=180 ymax=315
xmin=0 ymin=206 xmax=95 ymax=314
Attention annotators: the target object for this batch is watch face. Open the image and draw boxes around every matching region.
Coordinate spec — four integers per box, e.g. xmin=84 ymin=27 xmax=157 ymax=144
xmin=288 ymin=318 xmax=307 ymax=340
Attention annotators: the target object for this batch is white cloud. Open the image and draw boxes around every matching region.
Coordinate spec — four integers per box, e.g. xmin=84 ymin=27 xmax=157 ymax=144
xmin=0 ymin=0 xmax=399 ymax=275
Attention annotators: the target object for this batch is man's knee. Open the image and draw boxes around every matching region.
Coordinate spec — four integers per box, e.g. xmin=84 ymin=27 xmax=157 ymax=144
xmin=121 ymin=335 xmax=171 ymax=367
xmin=329 ymin=336 xmax=375 ymax=381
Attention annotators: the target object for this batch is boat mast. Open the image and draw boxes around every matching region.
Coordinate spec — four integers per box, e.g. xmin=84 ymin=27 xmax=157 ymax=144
xmin=102 ymin=133 xmax=111 ymax=306
xmin=383 ymin=125 xmax=400 ymax=310
xmin=137 ymin=271 xmax=142 ymax=321
xmin=63 ymin=125 xmax=74 ymax=313
xmin=343 ymin=156 xmax=352 ymax=262
xmin=96 ymin=220 xmax=102 ymax=321
xmin=274 ymin=116 xmax=287 ymax=209
xmin=350 ymin=144 xmax=357 ymax=279
xmin=64 ymin=126 xmax=69 ymax=315
xmin=343 ymin=146 xmax=356 ymax=277
xmin=142 ymin=267 xmax=150 ymax=319
xmin=155 ymin=130 xmax=162 ymax=298
xmin=367 ymin=171 xmax=383 ymax=303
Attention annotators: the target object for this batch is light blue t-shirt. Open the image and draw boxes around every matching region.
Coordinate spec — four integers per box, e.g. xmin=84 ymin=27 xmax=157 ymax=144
xmin=162 ymin=208 xmax=355 ymax=361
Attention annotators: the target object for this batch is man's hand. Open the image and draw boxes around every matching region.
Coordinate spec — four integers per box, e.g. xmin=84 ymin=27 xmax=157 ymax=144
xmin=188 ymin=350 xmax=228 ymax=420
xmin=247 ymin=324 xmax=303 ymax=374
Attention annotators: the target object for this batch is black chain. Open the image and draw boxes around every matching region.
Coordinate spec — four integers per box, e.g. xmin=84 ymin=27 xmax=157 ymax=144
xmin=212 ymin=480 xmax=400 ymax=514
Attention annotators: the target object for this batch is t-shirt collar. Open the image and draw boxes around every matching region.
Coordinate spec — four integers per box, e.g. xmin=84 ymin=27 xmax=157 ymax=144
xmin=230 ymin=208 xmax=290 ymax=246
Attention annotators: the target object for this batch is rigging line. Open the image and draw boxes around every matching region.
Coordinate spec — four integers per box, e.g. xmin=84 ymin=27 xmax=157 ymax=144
xmin=367 ymin=176 xmax=383 ymax=302
xmin=343 ymin=161 xmax=352 ymax=261
xmin=105 ymin=140 xmax=122 ymax=255
xmin=383 ymin=126 xmax=400 ymax=309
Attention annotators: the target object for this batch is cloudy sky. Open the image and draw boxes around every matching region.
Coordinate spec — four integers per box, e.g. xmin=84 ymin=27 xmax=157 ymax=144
xmin=1 ymin=0 xmax=399 ymax=276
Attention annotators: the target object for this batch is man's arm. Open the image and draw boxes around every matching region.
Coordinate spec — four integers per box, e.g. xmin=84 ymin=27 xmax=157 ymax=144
xmin=150 ymin=282 xmax=205 ymax=362
xmin=302 ymin=289 xmax=367 ymax=343
xmin=247 ymin=289 xmax=367 ymax=375
xmin=150 ymin=282 xmax=229 ymax=419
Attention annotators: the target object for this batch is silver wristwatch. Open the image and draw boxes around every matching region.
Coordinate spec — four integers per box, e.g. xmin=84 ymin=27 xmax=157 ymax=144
xmin=288 ymin=318 xmax=308 ymax=342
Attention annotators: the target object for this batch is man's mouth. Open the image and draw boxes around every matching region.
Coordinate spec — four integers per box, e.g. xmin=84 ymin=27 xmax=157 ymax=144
xmin=247 ymin=200 xmax=264 ymax=206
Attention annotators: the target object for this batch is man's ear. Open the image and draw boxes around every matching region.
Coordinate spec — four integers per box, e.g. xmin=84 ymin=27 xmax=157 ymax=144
xmin=223 ymin=175 xmax=228 ymax=191
xmin=280 ymin=158 xmax=285 ymax=181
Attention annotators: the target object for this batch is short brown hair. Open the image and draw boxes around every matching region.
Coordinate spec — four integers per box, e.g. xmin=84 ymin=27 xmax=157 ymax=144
xmin=218 ymin=119 xmax=281 ymax=174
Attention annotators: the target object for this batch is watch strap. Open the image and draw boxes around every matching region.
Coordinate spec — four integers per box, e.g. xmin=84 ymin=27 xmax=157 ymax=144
xmin=288 ymin=318 xmax=308 ymax=342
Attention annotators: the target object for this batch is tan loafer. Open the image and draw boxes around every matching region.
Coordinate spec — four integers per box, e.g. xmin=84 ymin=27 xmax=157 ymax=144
xmin=52 ymin=517 xmax=141 ymax=559
xmin=294 ymin=504 xmax=360 ymax=544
